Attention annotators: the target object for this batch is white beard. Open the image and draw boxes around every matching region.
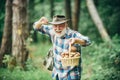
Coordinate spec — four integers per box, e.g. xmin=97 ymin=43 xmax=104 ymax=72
xmin=54 ymin=28 xmax=66 ymax=38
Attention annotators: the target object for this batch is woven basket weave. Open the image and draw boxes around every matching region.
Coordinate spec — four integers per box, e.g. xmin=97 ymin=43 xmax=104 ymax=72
xmin=61 ymin=56 xmax=80 ymax=67
xmin=61 ymin=44 xmax=80 ymax=67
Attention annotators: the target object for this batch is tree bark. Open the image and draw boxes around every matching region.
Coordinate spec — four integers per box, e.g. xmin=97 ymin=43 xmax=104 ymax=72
xmin=0 ymin=0 xmax=13 ymax=67
xmin=86 ymin=0 xmax=111 ymax=42
xmin=65 ymin=0 xmax=72 ymax=29
xmin=72 ymin=0 xmax=81 ymax=31
xmin=12 ymin=0 xmax=28 ymax=68
xmin=50 ymin=0 xmax=54 ymax=18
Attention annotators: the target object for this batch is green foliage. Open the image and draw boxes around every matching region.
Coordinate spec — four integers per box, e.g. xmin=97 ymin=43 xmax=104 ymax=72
xmin=2 ymin=55 xmax=11 ymax=64
xmin=80 ymin=1 xmax=103 ymax=42
xmin=30 ymin=42 xmax=52 ymax=57
xmin=82 ymin=36 xmax=120 ymax=80
xmin=80 ymin=0 xmax=120 ymax=43
xmin=0 ymin=0 xmax=120 ymax=80
xmin=37 ymin=33 xmax=51 ymax=43
xmin=1 ymin=37 xmax=120 ymax=80
xmin=2 ymin=55 xmax=16 ymax=71
xmin=97 ymin=0 xmax=120 ymax=37
xmin=0 ymin=42 xmax=52 ymax=80
xmin=0 ymin=68 xmax=52 ymax=80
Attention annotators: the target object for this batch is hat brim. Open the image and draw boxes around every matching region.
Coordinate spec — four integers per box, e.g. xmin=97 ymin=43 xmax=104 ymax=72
xmin=49 ymin=20 xmax=69 ymax=25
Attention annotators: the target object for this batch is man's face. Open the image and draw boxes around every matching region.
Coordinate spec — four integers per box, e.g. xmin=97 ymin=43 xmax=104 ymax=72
xmin=53 ymin=23 xmax=66 ymax=37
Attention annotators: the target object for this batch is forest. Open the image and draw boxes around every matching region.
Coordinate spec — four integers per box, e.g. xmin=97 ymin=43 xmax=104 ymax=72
xmin=0 ymin=0 xmax=120 ymax=80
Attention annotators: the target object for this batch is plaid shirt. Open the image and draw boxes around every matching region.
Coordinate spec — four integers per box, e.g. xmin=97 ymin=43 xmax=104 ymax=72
xmin=34 ymin=25 xmax=91 ymax=80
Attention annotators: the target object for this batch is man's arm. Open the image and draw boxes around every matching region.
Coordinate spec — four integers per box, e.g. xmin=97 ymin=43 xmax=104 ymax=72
xmin=33 ymin=17 xmax=48 ymax=30
xmin=69 ymin=38 xmax=86 ymax=45
xmin=75 ymin=38 xmax=86 ymax=45
xmin=70 ymin=38 xmax=91 ymax=46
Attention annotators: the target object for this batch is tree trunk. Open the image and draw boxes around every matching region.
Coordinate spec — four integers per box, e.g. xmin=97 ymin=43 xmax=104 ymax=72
xmin=50 ymin=0 xmax=54 ymax=18
xmin=0 ymin=0 xmax=13 ymax=67
xmin=65 ymin=0 xmax=72 ymax=29
xmin=12 ymin=0 xmax=29 ymax=68
xmin=86 ymin=0 xmax=111 ymax=42
xmin=0 ymin=0 xmax=6 ymax=46
xmin=72 ymin=0 xmax=81 ymax=31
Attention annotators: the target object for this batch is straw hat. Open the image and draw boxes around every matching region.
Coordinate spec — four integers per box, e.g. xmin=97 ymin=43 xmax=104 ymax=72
xmin=49 ymin=15 xmax=69 ymax=25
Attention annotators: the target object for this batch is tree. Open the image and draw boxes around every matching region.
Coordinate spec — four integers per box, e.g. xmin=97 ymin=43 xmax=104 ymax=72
xmin=12 ymin=0 xmax=29 ymax=68
xmin=0 ymin=0 xmax=6 ymax=45
xmin=86 ymin=0 xmax=111 ymax=42
xmin=50 ymin=0 xmax=55 ymax=18
xmin=65 ymin=0 xmax=72 ymax=29
xmin=0 ymin=0 xmax=13 ymax=67
xmin=72 ymin=0 xmax=81 ymax=31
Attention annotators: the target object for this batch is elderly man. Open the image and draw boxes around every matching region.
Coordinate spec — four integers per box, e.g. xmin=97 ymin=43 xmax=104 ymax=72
xmin=33 ymin=15 xmax=91 ymax=80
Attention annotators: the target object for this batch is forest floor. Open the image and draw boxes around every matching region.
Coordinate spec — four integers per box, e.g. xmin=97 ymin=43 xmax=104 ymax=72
xmin=26 ymin=42 xmax=94 ymax=80
xmin=30 ymin=50 xmax=92 ymax=80
xmin=30 ymin=55 xmax=52 ymax=74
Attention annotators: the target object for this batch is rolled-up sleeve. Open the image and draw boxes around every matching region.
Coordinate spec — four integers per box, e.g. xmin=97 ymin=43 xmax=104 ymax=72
xmin=33 ymin=21 xmax=42 ymax=30
xmin=33 ymin=22 xmax=53 ymax=36
xmin=74 ymin=32 xmax=91 ymax=46
xmin=83 ymin=36 xmax=91 ymax=46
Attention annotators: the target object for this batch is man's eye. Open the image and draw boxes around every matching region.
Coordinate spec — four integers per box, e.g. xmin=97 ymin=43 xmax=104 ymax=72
xmin=54 ymin=25 xmax=57 ymax=27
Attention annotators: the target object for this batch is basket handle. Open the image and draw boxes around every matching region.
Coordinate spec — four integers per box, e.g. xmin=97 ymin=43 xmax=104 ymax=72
xmin=69 ymin=43 xmax=71 ymax=58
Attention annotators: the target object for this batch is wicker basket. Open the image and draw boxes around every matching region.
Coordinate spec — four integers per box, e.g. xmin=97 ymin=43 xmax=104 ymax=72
xmin=61 ymin=56 xmax=80 ymax=67
xmin=61 ymin=44 xmax=80 ymax=67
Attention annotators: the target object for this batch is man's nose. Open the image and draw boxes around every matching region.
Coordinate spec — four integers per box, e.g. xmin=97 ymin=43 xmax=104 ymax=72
xmin=56 ymin=25 xmax=60 ymax=30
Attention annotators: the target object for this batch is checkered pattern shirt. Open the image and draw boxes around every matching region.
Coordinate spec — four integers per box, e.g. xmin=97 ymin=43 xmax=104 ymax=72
xmin=34 ymin=25 xmax=91 ymax=80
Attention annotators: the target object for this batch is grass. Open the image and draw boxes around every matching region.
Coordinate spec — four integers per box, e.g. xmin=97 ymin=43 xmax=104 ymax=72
xmin=1 ymin=40 xmax=119 ymax=80
xmin=0 ymin=41 xmax=95 ymax=80
xmin=0 ymin=68 xmax=52 ymax=80
xmin=0 ymin=42 xmax=53 ymax=80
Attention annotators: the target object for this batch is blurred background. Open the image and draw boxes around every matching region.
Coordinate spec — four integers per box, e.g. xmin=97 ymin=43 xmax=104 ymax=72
xmin=0 ymin=0 xmax=120 ymax=80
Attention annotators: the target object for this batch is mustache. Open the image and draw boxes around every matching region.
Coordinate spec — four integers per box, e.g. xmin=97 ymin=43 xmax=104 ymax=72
xmin=54 ymin=28 xmax=66 ymax=38
xmin=55 ymin=30 xmax=62 ymax=31
xmin=55 ymin=30 xmax=62 ymax=32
